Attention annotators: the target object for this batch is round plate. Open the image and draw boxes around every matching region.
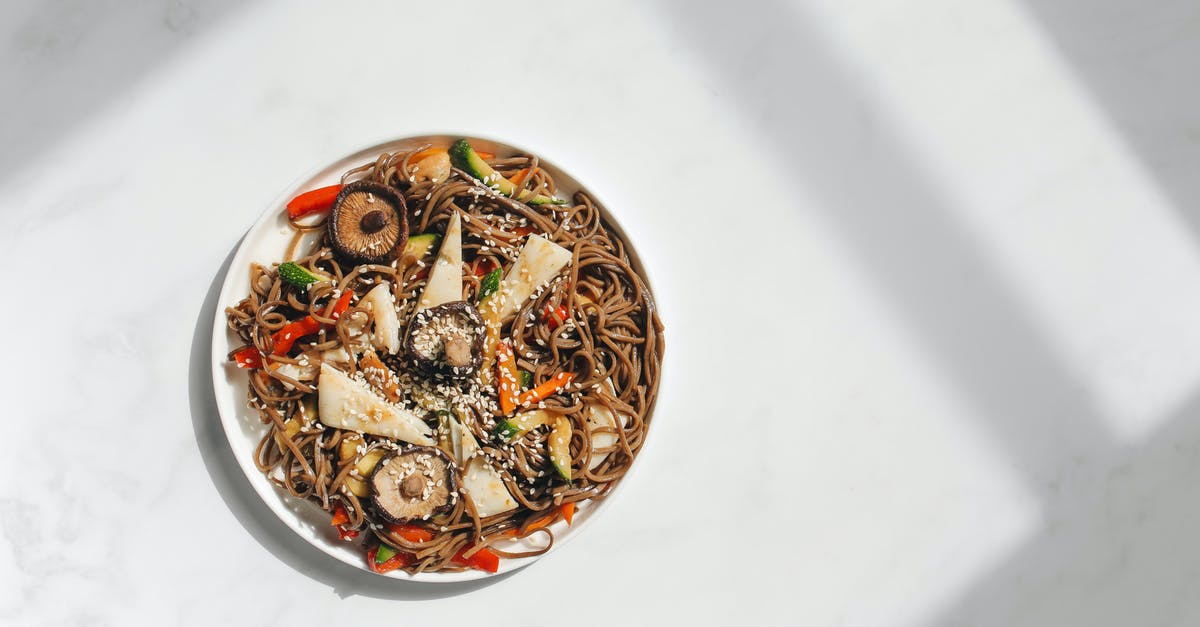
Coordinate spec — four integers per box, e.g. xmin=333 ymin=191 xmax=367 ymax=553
xmin=210 ymin=135 xmax=663 ymax=582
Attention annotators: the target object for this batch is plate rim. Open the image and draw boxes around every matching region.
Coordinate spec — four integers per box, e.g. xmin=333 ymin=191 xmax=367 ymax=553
xmin=208 ymin=133 xmax=666 ymax=583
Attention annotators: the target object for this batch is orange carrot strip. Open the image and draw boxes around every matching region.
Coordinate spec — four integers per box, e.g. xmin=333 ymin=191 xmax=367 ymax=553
xmin=509 ymin=168 xmax=531 ymax=187
xmin=386 ymin=524 xmax=435 ymax=543
xmin=405 ymin=147 xmax=444 ymax=164
xmin=517 ymin=372 xmax=575 ymax=407
xmin=496 ymin=340 xmax=520 ymax=415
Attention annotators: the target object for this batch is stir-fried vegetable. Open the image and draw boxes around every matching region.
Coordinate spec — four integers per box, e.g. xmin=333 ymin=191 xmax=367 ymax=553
xmin=493 ymin=409 xmax=556 ymax=442
xmin=542 ymin=304 xmax=569 ymax=330
xmin=453 ymin=545 xmax=500 ymax=573
xmin=387 ymin=524 xmax=435 ymax=543
xmin=374 ymin=543 xmax=399 ymax=564
xmin=548 ymin=414 xmax=573 ymax=481
xmin=277 ymin=262 xmax=327 ymax=290
xmin=361 ymin=283 xmax=401 ymax=355
xmin=232 ymin=346 xmax=263 ymax=369
xmin=494 ymin=235 xmax=573 ymax=322
xmin=477 ymin=267 xmax=502 ymax=301
xmin=403 ymin=233 xmax=440 ymax=259
xmin=286 ymin=184 xmax=343 ymax=219
xmin=338 ymin=442 xmax=387 ymax=498
xmin=417 ymin=212 xmax=463 ymax=310
xmin=330 ymin=504 xmax=359 ymax=540
xmin=517 ymin=372 xmax=575 ymax=408
xmin=504 ymin=502 xmax=574 ymax=537
xmin=366 ymin=543 xmax=412 ymax=573
xmin=317 ymin=363 xmax=434 ymax=445
xmin=271 ymin=289 xmax=353 ymax=355
xmin=409 ymin=150 xmax=451 ymax=183
xmin=462 ymin=456 xmax=518 ymax=517
xmin=495 ymin=340 xmax=520 ymax=415
xmin=448 ymin=139 xmax=564 ymax=206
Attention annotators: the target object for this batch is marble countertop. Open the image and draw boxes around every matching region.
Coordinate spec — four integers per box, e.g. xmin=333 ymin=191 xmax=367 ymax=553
xmin=4 ymin=0 xmax=1200 ymax=625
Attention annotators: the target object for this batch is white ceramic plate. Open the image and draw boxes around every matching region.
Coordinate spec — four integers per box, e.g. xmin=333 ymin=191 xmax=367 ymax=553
xmin=210 ymin=135 xmax=662 ymax=582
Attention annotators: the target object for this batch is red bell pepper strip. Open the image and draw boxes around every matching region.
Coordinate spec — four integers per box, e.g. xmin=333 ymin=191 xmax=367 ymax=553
xmin=473 ymin=257 xmax=498 ymax=278
xmin=270 ymin=289 xmax=354 ymax=356
xmin=325 ymin=288 xmax=354 ymax=319
xmin=330 ymin=505 xmax=351 ymax=526
xmin=330 ymin=504 xmax=358 ymax=540
xmin=542 ymin=304 xmax=569 ymax=330
xmin=366 ymin=543 xmax=413 ymax=574
xmin=453 ymin=545 xmax=500 ymax=573
xmin=286 ymin=184 xmax=343 ymax=219
xmin=232 ymin=346 xmax=263 ymax=369
xmin=270 ymin=317 xmax=322 ymax=356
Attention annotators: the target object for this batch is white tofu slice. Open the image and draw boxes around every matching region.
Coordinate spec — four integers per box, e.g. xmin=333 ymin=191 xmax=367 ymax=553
xmin=362 ymin=282 xmax=401 ymax=354
xmin=268 ymin=361 xmax=316 ymax=391
xmin=586 ymin=381 xmax=630 ymax=470
xmin=498 ymin=235 xmax=572 ymax=321
xmin=437 ymin=411 xmax=480 ymax=465
xmin=320 ymin=346 xmax=354 ymax=366
xmin=463 ymin=456 xmax=517 ymax=518
xmin=418 ymin=212 xmax=463 ymax=310
xmin=317 ymin=363 xmax=434 ymax=445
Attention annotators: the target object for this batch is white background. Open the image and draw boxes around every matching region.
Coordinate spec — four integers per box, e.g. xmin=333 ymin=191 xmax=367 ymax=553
xmin=3 ymin=0 xmax=1200 ymax=625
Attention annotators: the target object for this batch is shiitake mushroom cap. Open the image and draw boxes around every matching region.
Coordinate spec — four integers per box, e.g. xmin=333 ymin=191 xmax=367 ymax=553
xmin=369 ymin=446 xmax=458 ymax=523
xmin=328 ymin=181 xmax=409 ymax=264
xmin=404 ymin=301 xmax=486 ymax=380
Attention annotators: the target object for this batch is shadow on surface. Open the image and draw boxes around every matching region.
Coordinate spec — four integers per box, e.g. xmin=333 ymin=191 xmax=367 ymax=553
xmin=187 ymin=242 xmax=515 ymax=599
xmin=1017 ymin=0 xmax=1200 ymax=241
xmin=929 ymin=1 xmax=1200 ymax=623
xmin=650 ymin=0 xmax=1200 ymax=623
xmin=649 ymin=0 xmax=1112 ymax=492
xmin=930 ymin=387 xmax=1200 ymax=625
xmin=0 ymin=0 xmax=247 ymax=183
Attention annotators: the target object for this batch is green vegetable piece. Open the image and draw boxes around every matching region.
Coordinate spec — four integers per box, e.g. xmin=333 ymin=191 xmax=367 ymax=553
xmin=548 ymin=415 xmax=572 ymax=482
xmin=404 ymin=233 xmax=440 ymax=259
xmin=493 ymin=410 xmax=554 ymax=443
xmin=375 ymin=543 xmax=399 ymax=564
xmin=277 ymin=262 xmax=325 ymax=290
xmin=448 ymin=139 xmax=565 ymax=206
xmin=494 ymin=421 xmax=521 ymax=441
xmin=478 ymin=268 xmax=502 ymax=302
xmin=518 ymin=370 xmax=533 ymax=390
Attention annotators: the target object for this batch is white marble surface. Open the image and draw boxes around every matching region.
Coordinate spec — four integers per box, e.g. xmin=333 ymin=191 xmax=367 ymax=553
xmin=3 ymin=0 xmax=1200 ymax=624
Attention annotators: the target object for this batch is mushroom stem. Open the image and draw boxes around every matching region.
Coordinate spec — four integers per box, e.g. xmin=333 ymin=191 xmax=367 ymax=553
xmin=361 ymin=210 xmax=388 ymax=234
xmin=401 ymin=474 xmax=425 ymax=499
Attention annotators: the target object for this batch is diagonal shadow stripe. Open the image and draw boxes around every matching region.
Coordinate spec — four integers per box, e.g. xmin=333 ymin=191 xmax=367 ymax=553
xmin=649 ymin=0 xmax=1117 ymax=495
xmin=1015 ymin=0 xmax=1200 ymax=245
xmin=930 ymin=385 xmax=1200 ymax=626
xmin=0 ymin=0 xmax=250 ymax=185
